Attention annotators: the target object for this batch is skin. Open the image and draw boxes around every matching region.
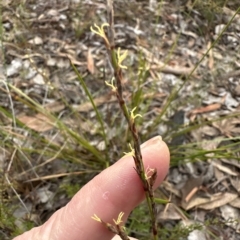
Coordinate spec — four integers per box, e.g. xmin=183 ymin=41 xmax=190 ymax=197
xmin=13 ymin=136 xmax=170 ymax=240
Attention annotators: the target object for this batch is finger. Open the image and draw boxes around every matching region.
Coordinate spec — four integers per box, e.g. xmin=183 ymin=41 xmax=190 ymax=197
xmin=14 ymin=136 xmax=170 ymax=240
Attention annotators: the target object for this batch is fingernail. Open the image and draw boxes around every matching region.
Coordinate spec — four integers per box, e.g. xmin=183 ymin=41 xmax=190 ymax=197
xmin=141 ymin=135 xmax=162 ymax=149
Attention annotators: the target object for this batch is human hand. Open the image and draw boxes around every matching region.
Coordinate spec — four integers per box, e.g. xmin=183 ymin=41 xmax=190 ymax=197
xmin=13 ymin=136 xmax=170 ymax=240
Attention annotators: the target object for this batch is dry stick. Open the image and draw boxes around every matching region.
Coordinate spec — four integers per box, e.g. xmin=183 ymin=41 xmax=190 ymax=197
xmin=105 ymin=1 xmax=158 ymax=239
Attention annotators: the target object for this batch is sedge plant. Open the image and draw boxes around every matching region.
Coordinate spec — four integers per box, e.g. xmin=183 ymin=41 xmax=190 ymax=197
xmin=90 ymin=1 xmax=159 ymax=239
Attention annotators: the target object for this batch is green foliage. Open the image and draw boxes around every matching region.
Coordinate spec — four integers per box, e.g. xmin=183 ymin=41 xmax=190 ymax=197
xmin=60 ymin=183 xmax=80 ymax=198
xmin=0 ymin=202 xmax=34 ymax=238
xmin=127 ymin=203 xmax=151 ymax=238
xmin=128 ymin=203 xmax=203 ymax=240
xmin=158 ymin=222 xmax=203 ymax=240
xmin=191 ymin=0 xmax=225 ymax=13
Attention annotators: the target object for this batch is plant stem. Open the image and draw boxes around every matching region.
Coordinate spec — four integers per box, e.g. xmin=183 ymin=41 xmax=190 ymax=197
xmin=105 ymin=1 xmax=158 ymax=238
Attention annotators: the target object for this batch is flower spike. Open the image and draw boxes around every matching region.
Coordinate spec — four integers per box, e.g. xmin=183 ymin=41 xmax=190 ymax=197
xmin=123 ymin=143 xmax=135 ymax=157
xmin=130 ymin=107 xmax=142 ymax=121
xmin=144 ymin=166 xmax=155 ymax=180
xmin=113 ymin=212 xmax=124 ymax=225
xmin=105 ymin=77 xmax=117 ymax=92
xmin=117 ymin=48 xmax=128 ymax=69
xmin=90 ymin=23 xmax=110 ymax=46
xmin=91 ymin=214 xmax=102 ymax=223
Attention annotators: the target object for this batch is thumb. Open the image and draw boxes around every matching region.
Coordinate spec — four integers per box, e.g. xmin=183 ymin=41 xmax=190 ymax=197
xmin=14 ymin=136 xmax=169 ymax=240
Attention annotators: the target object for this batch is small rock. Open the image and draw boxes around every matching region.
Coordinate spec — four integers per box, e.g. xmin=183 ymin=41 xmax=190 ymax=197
xmin=6 ymin=58 xmax=22 ymax=76
xmin=28 ymin=36 xmax=43 ymax=45
xmin=234 ymin=85 xmax=240 ymax=97
xmin=32 ymin=73 xmax=45 ymax=85
xmin=215 ymin=24 xmax=226 ymax=35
